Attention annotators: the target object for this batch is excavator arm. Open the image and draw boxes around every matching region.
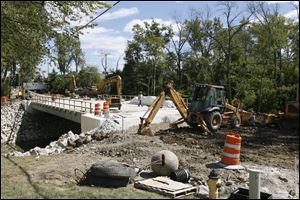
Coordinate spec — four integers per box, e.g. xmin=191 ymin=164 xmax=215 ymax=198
xmin=138 ymin=91 xmax=166 ymax=135
xmin=138 ymin=81 xmax=201 ymax=135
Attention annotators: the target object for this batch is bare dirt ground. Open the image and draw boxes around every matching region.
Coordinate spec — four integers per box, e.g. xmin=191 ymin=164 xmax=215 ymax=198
xmin=2 ymin=121 xmax=299 ymax=199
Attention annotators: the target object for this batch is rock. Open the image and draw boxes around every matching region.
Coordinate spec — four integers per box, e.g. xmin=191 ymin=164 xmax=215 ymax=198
xmin=22 ymin=151 xmax=31 ymax=157
xmin=225 ymin=181 xmax=233 ymax=186
xmin=30 ymin=147 xmax=40 ymax=156
xmin=13 ymin=151 xmax=24 ymax=157
xmin=49 ymin=141 xmax=56 ymax=147
xmin=85 ymin=135 xmax=92 ymax=143
xmin=75 ymin=138 xmax=84 ymax=147
xmin=57 ymin=138 xmax=68 ymax=148
xmin=278 ymin=176 xmax=288 ymax=182
xmin=289 ymin=190 xmax=296 ymax=196
xmin=68 ymin=140 xmax=76 ymax=148
xmin=67 ymin=131 xmax=74 ymax=138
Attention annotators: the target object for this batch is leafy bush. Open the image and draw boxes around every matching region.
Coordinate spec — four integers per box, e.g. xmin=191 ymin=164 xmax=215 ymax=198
xmin=76 ymin=66 xmax=101 ymax=88
xmin=1 ymin=81 xmax=10 ymax=96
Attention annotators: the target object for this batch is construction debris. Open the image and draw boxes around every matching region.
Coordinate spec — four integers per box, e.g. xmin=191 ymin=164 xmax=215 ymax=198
xmin=4 ymin=118 xmax=121 ymax=157
xmin=134 ymin=176 xmax=197 ymax=198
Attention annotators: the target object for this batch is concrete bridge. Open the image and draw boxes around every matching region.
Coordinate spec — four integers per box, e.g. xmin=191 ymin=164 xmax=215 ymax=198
xmin=25 ymin=92 xmax=110 ymax=132
xmin=24 ymin=92 xmax=183 ymax=133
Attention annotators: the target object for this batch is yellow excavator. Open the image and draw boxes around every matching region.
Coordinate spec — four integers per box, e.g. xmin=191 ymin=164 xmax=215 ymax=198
xmin=138 ymin=81 xmax=255 ymax=136
xmin=97 ymin=75 xmax=122 ymax=110
xmin=74 ymin=75 xmax=122 ymax=109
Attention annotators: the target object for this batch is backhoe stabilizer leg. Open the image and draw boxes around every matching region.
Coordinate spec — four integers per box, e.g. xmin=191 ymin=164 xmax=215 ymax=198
xmin=198 ymin=114 xmax=211 ymax=134
xmin=170 ymin=118 xmax=185 ymax=128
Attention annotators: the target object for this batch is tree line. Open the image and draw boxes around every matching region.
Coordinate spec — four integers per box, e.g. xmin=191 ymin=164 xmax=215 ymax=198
xmin=1 ymin=1 xmax=299 ymax=113
xmin=121 ymin=2 xmax=299 ymax=113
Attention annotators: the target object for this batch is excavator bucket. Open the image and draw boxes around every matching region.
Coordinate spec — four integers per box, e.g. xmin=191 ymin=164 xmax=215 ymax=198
xmin=138 ymin=126 xmax=153 ymax=136
xmin=137 ymin=117 xmax=154 ymax=136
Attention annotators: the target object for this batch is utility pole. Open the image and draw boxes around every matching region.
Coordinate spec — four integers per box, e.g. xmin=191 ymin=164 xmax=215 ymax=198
xmin=116 ymin=53 xmax=125 ymax=71
xmin=100 ymin=52 xmax=110 ymax=75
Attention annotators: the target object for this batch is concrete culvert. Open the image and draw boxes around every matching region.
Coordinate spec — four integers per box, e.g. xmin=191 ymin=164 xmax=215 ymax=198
xmin=151 ymin=150 xmax=179 ymax=176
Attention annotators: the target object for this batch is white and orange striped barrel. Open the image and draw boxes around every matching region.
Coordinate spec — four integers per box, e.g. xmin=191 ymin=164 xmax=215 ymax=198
xmin=103 ymin=101 xmax=109 ymax=113
xmin=95 ymin=103 xmax=101 ymax=116
xmin=221 ymin=132 xmax=241 ymax=165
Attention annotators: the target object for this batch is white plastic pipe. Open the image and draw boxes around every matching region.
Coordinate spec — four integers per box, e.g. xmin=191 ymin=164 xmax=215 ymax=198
xmin=249 ymin=169 xmax=262 ymax=199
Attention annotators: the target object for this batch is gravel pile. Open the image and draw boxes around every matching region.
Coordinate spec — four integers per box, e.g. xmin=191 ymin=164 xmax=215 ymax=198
xmin=97 ymin=118 xmax=121 ymax=133
xmin=1 ymin=101 xmax=24 ymax=144
xmin=4 ymin=118 xmax=121 ymax=157
xmin=129 ymin=96 xmax=175 ymax=108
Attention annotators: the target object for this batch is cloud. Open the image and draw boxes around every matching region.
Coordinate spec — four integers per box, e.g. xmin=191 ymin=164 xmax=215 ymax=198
xmin=78 ymin=26 xmax=129 ymax=71
xmin=79 ymin=26 xmax=128 ymax=55
xmin=266 ymin=1 xmax=290 ymax=4
xmin=97 ymin=7 xmax=139 ymax=21
xmin=66 ymin=7 xmax=139 ymax=28
xmin=78 ymin=25 xmax=128 ymax=71
xmin=284 ymin=9 xmax=299 ymax=20
xmin=123 ymin=18 xmax=178 ymax=33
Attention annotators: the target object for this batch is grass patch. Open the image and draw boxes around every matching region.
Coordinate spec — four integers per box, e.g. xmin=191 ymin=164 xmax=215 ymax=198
xmin=1 ymin=155 xmax=166 ymax=199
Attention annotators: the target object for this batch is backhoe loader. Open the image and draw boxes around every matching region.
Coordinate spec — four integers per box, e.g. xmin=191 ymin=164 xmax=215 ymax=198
xmin=138 ymin=81 xmax=255 ymax=136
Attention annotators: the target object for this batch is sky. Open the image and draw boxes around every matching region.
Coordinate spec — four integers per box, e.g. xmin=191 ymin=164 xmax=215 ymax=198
xmin=39 ymin=1 xmax=299 ymax=77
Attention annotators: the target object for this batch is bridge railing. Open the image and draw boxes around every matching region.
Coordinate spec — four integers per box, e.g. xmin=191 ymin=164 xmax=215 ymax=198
xmin=30 ymin=93 xmax=94 ymax=114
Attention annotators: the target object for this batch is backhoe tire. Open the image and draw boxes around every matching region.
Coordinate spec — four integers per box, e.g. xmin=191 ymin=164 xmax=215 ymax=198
xmin=205 ymin=111 xmax=222 ymax=132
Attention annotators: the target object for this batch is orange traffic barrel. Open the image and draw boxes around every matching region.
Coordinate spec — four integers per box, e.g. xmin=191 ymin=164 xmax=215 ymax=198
xmin=103 ymin=101 xmax=109 ymax=113
xmin=95 ymin=103 xmax=101 ymax=116
xmin=221 ymin=132 xmax=241 ymax=165
xmin=1 ymin=96 xmax=8 ymax=105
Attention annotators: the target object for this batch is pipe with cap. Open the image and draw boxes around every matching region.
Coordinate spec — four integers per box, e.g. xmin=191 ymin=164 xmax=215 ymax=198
xmin=249 ymin=169 xmax=262 ymax=199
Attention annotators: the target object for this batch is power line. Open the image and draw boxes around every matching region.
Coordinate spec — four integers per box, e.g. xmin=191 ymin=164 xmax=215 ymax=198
xmin=79 ymin=1 xmax=120 ymax=30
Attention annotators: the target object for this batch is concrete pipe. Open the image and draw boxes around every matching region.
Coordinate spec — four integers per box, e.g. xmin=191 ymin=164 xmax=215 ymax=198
xmin=151 ymin=150 xmax=179 ymax=176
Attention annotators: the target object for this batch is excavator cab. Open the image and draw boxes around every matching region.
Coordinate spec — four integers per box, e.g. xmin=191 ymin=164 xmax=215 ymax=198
xmin=189 ymin=84 xmax=225 ymax=113
xmin=186 ymin=84 xmax=226 ymax=132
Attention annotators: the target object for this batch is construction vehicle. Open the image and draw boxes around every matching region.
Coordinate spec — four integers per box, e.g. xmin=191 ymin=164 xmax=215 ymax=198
xmin=138 ymin=81 xmax=255 ymax=136
xmin=74 ymin=75 xmax=122 ymax=109
xmin=97 ymin=75 xmax=122 ymax=110
xmin=254 ymin=85 xmax=299 ymax=129
xmin=17 ymin=86 xmax=31 ymax=99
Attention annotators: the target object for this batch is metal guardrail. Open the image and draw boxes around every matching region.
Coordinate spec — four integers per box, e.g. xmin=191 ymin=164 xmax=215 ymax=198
xmin=30 ymin=93 xmax=94 ymax=114
xmin=29 ymin=92 xmax=190 ymax=113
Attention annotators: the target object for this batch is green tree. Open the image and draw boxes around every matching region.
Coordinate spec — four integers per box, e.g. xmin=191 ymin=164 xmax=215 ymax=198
xmin=1 ymin=1 xmax=108 ymax=86
xmin=76 ymin=66 xmax=101 ymax=88
xmin=130 ymin=20 xmax=173 ymax=95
